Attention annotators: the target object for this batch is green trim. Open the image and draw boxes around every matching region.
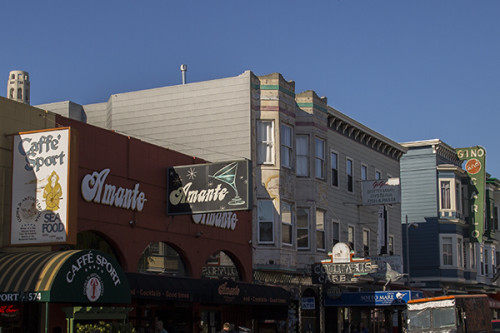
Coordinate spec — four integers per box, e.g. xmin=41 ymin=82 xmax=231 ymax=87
xmin=252 ymin=84 xmax=295 ymax=98
xmin=297 ymin=102 xmax=328 ymax=114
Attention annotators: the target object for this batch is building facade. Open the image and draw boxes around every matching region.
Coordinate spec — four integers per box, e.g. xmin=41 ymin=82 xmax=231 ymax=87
xmin=400 ymin=140 xmax=500 ymax=301
xmin=0 ymin=97 xmax=289 ymax=333
xmin=39 ymin=71 xmax=409 ymax=332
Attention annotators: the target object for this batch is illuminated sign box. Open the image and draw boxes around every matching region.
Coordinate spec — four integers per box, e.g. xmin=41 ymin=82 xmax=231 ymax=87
xmin=167 ymin=160 xmax=252 ymax=215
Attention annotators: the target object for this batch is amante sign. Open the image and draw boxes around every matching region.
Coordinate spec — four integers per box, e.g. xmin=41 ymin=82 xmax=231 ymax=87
xmin=167 ymin=160 xmax=251 ymax=215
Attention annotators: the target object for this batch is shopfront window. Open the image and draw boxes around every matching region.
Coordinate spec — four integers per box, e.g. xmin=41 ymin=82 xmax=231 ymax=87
xmin=202 ymin=250 xmax=240 ymax=280
xmin=138 ymin=242 xmax=187 ymax=276
xmin=74 ymin=231 xmax=120 ymax=263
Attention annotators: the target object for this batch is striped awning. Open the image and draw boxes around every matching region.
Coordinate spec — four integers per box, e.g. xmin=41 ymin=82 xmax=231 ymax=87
xmin=0 ymin=250 xmax=130 ymax=304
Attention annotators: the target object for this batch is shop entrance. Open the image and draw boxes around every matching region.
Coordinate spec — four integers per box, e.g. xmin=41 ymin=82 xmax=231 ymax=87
xmin=200 ymin=309 xmax=221 ymax=333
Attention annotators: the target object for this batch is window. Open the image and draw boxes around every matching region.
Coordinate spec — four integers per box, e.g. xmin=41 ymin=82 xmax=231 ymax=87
xmin=17 ymin=88 xmax=22 ymax=100
xmin=363 ymin=229 xmax=370 ymax=256
xmin=495 ymin=205 xmax=500 ymax=230
xmin=480 ymin=246 xmax=485 ymax=275
xmin=331 ymin=151 xmax=339 ymax=187
xmin=440 ymin=181 xmax=451 ymax=209
xmin=281 ymin=202 xmax=293 ymax=246
xmin=485 ymin=248 xmax=489 ymax=275
xmin=361 ymin=164 xmax=368 ymax=181
xmin=257 ymin=121 xmax=274 ymax=164
xmin=296 ymin=135 xmax=309 ymax=177
xmin=457 ymin=237 xmax=463 ymax=269
xmin=332 ymin=221 xmax=340 ymax=247
xmin=348 ymin=225 xmax=355 ymax=251
xmin=315 ymin=138 xmax=325 ymax=179
xmin=9 ymin=88 xmax=14 ymax=99
xmin=455 ymin=181 xmax=461 ymax=213
xmin=316 ymin=210 xmax=325 ymax=251
xmin=375 ymin=170 xmax=382 ymax=180
xmin=258 ymin=200 xmax=274 ymax=244
xmin=281 ymin=124 xmax=293 ymax=168
xmin=388 ymin=235 xmax=394 ymax=255
xmin=441 ymin=236 xmax=453 ymax=266
xmin=469 ymin=243 xmax=476 ymax=270
xmin=346 ymin=158 xmax=353 ymax=192
xmin=297 ymin=208 xmax=310 ymax=249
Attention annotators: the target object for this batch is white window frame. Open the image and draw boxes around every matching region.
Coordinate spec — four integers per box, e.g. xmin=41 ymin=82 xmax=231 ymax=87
xmin=331 ymin=150 xmax=339 ymax=187
xmin=315 ymin=137 xmax=325 ymax=180
xmin=297 ymin=207 xmax=310 ymax=250
xmin=257 ymin=120 xmax=274 ymax=165
xmin=439 ymin=234 xmax=463 ymax=268
xmin=316 ymin=209 xmax=326 ymax=251
xmin=441 ymin=236 xmax=453 ymax=267
xmin=362 ymin=228 xmax=370 ymax=257
xmin=361 ymin=164 xmax=368 ymax=181
xmin=348 ymin=225 xmax=355 ymax=251
xmin=281 ymin=201 xmax=293 ymax=246
xmin=388 ymin=235 xmax=394 ymax=255
xmin=296 ymin=135 xmax=309 ymax=177
xmin=439 ymin=178 xmax=462 ymax=213
xmin=280 ymin=123 xmax=293 ymax=169
xmin=332 ymin=220 xmax=340 ymax=248
xmin=346 ymin=157 xmax=354 ymax=193
xmin=257 ymin=200 xmax=274 ymax=244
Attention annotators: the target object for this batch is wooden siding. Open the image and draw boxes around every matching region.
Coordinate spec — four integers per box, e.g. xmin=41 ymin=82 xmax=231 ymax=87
xmin=401 ymin=146 xmax=438 ymax=224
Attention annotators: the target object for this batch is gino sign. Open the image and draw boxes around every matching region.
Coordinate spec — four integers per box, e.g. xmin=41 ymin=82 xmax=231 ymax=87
xmin=456 ymin=146 xmax=486 ymax=243
xmin=10 ymin=128 xmax=73 ymax=245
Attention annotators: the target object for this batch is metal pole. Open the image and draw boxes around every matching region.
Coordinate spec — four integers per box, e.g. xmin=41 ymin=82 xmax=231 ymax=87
xmin=406 ymin=215 xmax=411 ymax=285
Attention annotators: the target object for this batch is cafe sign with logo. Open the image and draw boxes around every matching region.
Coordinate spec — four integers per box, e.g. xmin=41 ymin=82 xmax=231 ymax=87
xmin=312 ymin=243 xmax=377 ymax=284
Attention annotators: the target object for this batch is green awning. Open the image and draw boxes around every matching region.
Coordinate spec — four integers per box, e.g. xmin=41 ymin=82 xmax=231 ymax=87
xmin=0 ymin=250 xmax=130 ymax=304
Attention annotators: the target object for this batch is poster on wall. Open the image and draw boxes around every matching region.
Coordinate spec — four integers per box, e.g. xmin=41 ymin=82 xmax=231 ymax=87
xmin=10 ymin=127 xmax=72 ymax=245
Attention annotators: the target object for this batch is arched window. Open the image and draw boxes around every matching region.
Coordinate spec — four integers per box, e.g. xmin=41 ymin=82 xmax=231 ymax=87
xmin=9 ymin=88 xmax=14 ymax=99
xmin=17 ymin=88 xmax=22 ymax=100
xmin=202 ymin=250 xmax=240 ymax=280
xmin=138 ymin=242 xmax=187 ymax=276
xmin=73 ymin=230 xmax=120 ymax=262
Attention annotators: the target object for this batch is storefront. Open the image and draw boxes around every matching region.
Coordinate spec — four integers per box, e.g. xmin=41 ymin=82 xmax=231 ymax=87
xmin=126 ymin=273 xmax=290 ymax=333
xmin=324 ymin=290 xmax=423 ymax=333
xmin=0 ymin=250 xmax=131 ymax=333
xmin=2 ymin=106 xmax=291 ymax=333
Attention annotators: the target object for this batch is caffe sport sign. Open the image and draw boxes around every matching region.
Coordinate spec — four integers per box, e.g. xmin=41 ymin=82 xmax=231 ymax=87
xmin=0 ymin=250 xmax=130 ymax=303
xmin=167 ymin=160 xmax=251 ymax=215
xmin=456 ymin=146 xmax=486 ymax=243
xmin=10 ymin=127 xmax=73 ymax=245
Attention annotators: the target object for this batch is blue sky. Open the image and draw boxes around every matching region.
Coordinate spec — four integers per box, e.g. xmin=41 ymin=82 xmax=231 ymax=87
xmin=2 ymin=1 xmax=500 ymax=176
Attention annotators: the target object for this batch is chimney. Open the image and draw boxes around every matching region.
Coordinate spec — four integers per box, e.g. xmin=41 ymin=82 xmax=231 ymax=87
xmin=180 ymin=64 xmax=187 ymax=84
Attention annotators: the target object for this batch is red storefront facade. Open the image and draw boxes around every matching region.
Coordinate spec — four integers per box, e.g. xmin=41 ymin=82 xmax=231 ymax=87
xmin=0 ymin=103 xmax=288 ymax=333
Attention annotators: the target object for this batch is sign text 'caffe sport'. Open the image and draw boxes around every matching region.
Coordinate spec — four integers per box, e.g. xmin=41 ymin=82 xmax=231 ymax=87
xmin=10 ymin=128 xmax=72 ymax=245
xmin=167 ymin=160 xmax=251 ymax=215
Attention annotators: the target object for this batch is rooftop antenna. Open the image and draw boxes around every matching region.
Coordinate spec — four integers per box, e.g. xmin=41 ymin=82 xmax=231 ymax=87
xmin=180 ymin=64 xmax=187 ymax=84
